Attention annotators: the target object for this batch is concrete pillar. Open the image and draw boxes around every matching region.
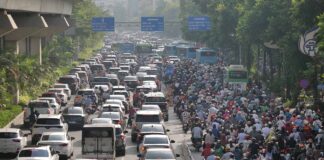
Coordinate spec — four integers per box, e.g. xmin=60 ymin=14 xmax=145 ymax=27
xmin=30 ymin=37 xmax=42 ymax=64
xmin=0 ymin=11 xmax=18 ymax=37
xmin=5 ymin=40 xmax=19 ymax=55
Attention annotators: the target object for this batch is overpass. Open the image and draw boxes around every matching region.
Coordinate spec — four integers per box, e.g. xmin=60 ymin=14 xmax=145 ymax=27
xmin=0 ymin=0 xmax=73 ymax=64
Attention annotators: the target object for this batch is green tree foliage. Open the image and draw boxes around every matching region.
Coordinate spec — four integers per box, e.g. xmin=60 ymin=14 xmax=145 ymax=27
xmin=180 ymin=0 xmax=324 ymax=101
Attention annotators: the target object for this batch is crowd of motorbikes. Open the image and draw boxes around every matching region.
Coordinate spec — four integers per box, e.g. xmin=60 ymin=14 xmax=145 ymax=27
xmin=167 ymin=59 xmax=324 ymax=160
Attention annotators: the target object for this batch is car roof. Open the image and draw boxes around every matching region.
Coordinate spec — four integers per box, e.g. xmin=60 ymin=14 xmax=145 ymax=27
xmin=145 ymin=92 xmax=165 ymax=97
xmin=83 ymin=123 xmax=116 ymax=128
xmin=41 ymin=132 xmax=66 ymax=136
xmin=38 ymin=114 xmax=61 ymax=119
xmin=144 ymin=134 xmax=169 ymax=138
xmin=142 ymin=124 xmax=164 ymax=128
xmin=112 ymin=86 xmax=126 ymax=88
xmin=0 ymin=128 xmax=20 ymax=133
xmin=142 ymin=104 xmax=160 ymax=107
xmin=22 ymin=145 xmax=50 ymax=150
xmin=136 ymin=110 xmax=161 ymax=115
xmin=102 ymin=104 xmax=122 ymax=107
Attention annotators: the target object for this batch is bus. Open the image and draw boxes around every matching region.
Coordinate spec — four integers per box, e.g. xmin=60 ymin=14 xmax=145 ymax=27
xmin=196 ymin=48 xmax=218 ymax=64
xmin=175 ymin=45 xmax=197 ymax=58
xmin=224 ymin=65 xmax=248 ymax=91
xmin=111 ymin=42 xmax=135 ymax=53
xmin=135 ymin=43 xmax=153 ymax=54
xmin=82 ymin=124 xmax=116 ymax=159
xmin=164 ymin=44 xmax=176 ymax=55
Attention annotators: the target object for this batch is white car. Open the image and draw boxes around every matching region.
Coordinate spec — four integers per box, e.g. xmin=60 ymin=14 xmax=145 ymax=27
xmin=0 ymin=128 xmax=27 ymax=154
xmin=37 ymin=132 xmax=74 ymax=159
xmin=53 ymin=83 xmax=71 ymax=100
xmin=142 ymin=81 xmax=158 ymax=91
xmin=91 ymin=118 xmax=113 ymax=124
xmin=37 ymin=97 xmax=61 ymax=114
xmin=17 ymin=145 xmax=59 ymax=160
xmin=105 ymin=99 xmax=126 ymax=112
xmin=31 ymin=114 xmax=68 ymax=145
xmin=139 ymin=134 xmax=175 ymax=155
xmin=48 ymin=88 xmax=68 ymax=106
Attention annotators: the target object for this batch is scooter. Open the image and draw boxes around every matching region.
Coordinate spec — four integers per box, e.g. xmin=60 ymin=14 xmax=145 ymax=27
xmin=183 ymin=122 xmax=189 ymax=134
xmin=192 ymin=138 xmax=202 ymax=152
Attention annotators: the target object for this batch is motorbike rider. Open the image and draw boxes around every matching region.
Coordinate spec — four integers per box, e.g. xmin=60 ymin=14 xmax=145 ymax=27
xmin=181 ymin=109 xmax=191 ymax=123
xmin=192 ymin=124 xmax=203 ymax=145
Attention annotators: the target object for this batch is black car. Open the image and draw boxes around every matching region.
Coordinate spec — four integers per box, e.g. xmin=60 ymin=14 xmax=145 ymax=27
xmin=62 ymin=106 xmax=87 ymax=129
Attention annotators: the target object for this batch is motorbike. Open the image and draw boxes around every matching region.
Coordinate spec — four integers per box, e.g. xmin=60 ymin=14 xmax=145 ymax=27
xmin=183 ymin=122 xmax=189 ymax=134
xmin=192 ymin=138 xmax=202 ymax=152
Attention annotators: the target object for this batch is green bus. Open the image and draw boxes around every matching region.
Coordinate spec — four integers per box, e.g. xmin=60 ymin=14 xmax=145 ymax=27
xmin=135 ymin=43 xmax=153 ymax=54
xmin=224 ymin=65 xmax=248 ymax=90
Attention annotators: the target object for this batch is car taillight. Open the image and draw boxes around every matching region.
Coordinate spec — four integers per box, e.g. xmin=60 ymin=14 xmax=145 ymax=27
xmin=60 ymin=143 xmax=68 ymax=147
xmin=12 ymin=139 xmax=20 ymax=143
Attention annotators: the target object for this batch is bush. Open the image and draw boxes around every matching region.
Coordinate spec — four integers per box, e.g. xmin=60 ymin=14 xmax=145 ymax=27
xmin=0 ymin=105 xmax=22 ymax=128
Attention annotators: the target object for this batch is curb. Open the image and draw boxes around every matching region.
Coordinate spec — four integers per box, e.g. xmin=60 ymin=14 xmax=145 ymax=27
xmin=4 ymin=111 xmax=24 ymax=129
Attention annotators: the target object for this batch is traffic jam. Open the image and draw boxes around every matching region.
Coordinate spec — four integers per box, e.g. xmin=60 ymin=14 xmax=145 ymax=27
xmin=0 ymin=32 xmax=323 ymax=160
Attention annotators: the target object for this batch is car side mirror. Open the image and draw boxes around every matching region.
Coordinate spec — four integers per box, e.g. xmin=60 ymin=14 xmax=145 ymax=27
xmin=24 ymin=133 xmax=30 ymax=137
xmin=55 ymin=151 xmax=60 ymax=154
xmin=123 ymin=130 xmax=128 ymax=134
xmin=170 ymin=140 xmax=175 ymax=143
xmin=137 ymin=154 xmax=142 ymax=158
xmin=176 ymin=154 xmax=180 ymax=157
xmin=71 ymin=137 xmax=75 ymax=141
xmin=166 ymin=129 xmax=170 ymax=132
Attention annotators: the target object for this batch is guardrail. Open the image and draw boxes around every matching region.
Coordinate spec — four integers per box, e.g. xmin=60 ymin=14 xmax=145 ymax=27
xmin=181 ymin=141 xmax=195 ymax=160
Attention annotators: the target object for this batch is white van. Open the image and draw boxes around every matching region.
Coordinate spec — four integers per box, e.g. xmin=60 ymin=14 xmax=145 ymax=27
xmin=82 ymin=124 xmax=116 ymax=159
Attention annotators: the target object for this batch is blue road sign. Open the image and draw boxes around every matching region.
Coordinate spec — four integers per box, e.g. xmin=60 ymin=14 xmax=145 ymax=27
xmin=141 ymin=17 xmax=164 ymax=32
xmin=92 ymin=17 xmax=115 ymax=32
xmin=188 ymin=16 xmax=211 ymax=31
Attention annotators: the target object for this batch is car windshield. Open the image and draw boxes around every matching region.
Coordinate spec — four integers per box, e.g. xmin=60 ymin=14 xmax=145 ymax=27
xmin=83 ymin=128 xmax=114 ymax=138
xmin=0 ymin=132 xmax=18 ymax=138
xmin=58 ymin=77 xmax=74 ymax=83
xmin=54 ymin=85 xmax=66 ymax=88
xmin=136 ymin=115 xmax=160 ymax=122
xmin=145 ymin=97 xmax=166 ymax=102
xmin=19 ymin=149 xmax=49 ymax=157
xmin=36 ymin=118 xmax=60 ymax=125
xmin=77 ymin=90 xmax=93 ymax=95
xmin=141 ymin=125 xmax=164 ymax=133
xmin=144 ymin=136 xmax=169 ymax=144
xmin=64 ymin=108 xmax=82 ymax=114
xmin=41 ymin=134 xmax=65 ymax=141
xmin=39 ymin=99 xmax=54 ymax=103
xmin=93 ymin=78 xmax=109 ymax=82
xmin=100 ymin=113 xmax=120 ymax=119
xmin=145 ymin=150 xmax=175 ymax=159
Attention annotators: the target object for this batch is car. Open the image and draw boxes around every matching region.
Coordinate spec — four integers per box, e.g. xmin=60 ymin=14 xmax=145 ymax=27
xmin=17 ymin=145 xmax=59 ymax=160
xmin=90 ymin=77 xmax=111 ymax=88
xmin=53 ymin=83 xmax=71 ymax=100
xmin=31 ymin=114 xmax=68 ymax=145
xmin=138 ymin=134 xmax=175 ymax=155
xmin=112 ymin=85 xmax=127 ymax=92
xmin=90 ymin=64 xmax=106 ymax=77
xmin=0 ymin=128 xmax=28 ymax=155
xmin=41 ymin=92 xmax=62 ymax=105
xmin=138 ymin=148 xmax=179 ymax=160
xmin=74 ymin=89 xmax=98 ymax=106
xmin=37 ymin=97 xmax=61 ymax=114
xmin=108 ymin=95 xmax=129 ymax=113
xmin=131 ymin=110 xmax=163 ymax=142
xmin=23 ymin=100 xmax=55 ymax=127
xmin=117 ymin=70 xmax=129 ymax=81
xmin=108 ymin=67 xmax=121 ymax=75
xmin=47 ymin=88 xmax=68 ymax=106
xmin=142 ymin=81 xmax=158 ymax=91
xmin=91 ymin=118 xmax=113 ymax=124
xmin=137 ymin=124 xmax=169 ymax=144
xmin=141 ymin=104 xmax=162 ymax=113
xmin=105 ymin=99 xmax=126 ymax=112
xmin=136 ymin=72 xmax=148 ymax=82
xmin=62 ymin=106 xmax=88 ymax=129
xmin=101 ymin=103 xmax=124 ymax=117
xmin=124 ymin=76 xmax=139 ymax=90
xmin=107 ymin=74 xmax=120 ymax=86
xmin=144 ymin=92 xmax=169 ymax=121
xmin=37 ymin=132 xmax=74 ymax=159
xmin=113 ymin=90 xmax=130 ymax=101
xmin=99 ymin=112 xmax=125 ymax=129
xmin=58 ymin=75 xmax=79 ymax=94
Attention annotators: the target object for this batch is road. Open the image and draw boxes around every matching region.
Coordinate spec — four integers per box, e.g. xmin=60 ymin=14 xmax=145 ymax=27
xmin=13 ymin=86 xmax=203 ymax=160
